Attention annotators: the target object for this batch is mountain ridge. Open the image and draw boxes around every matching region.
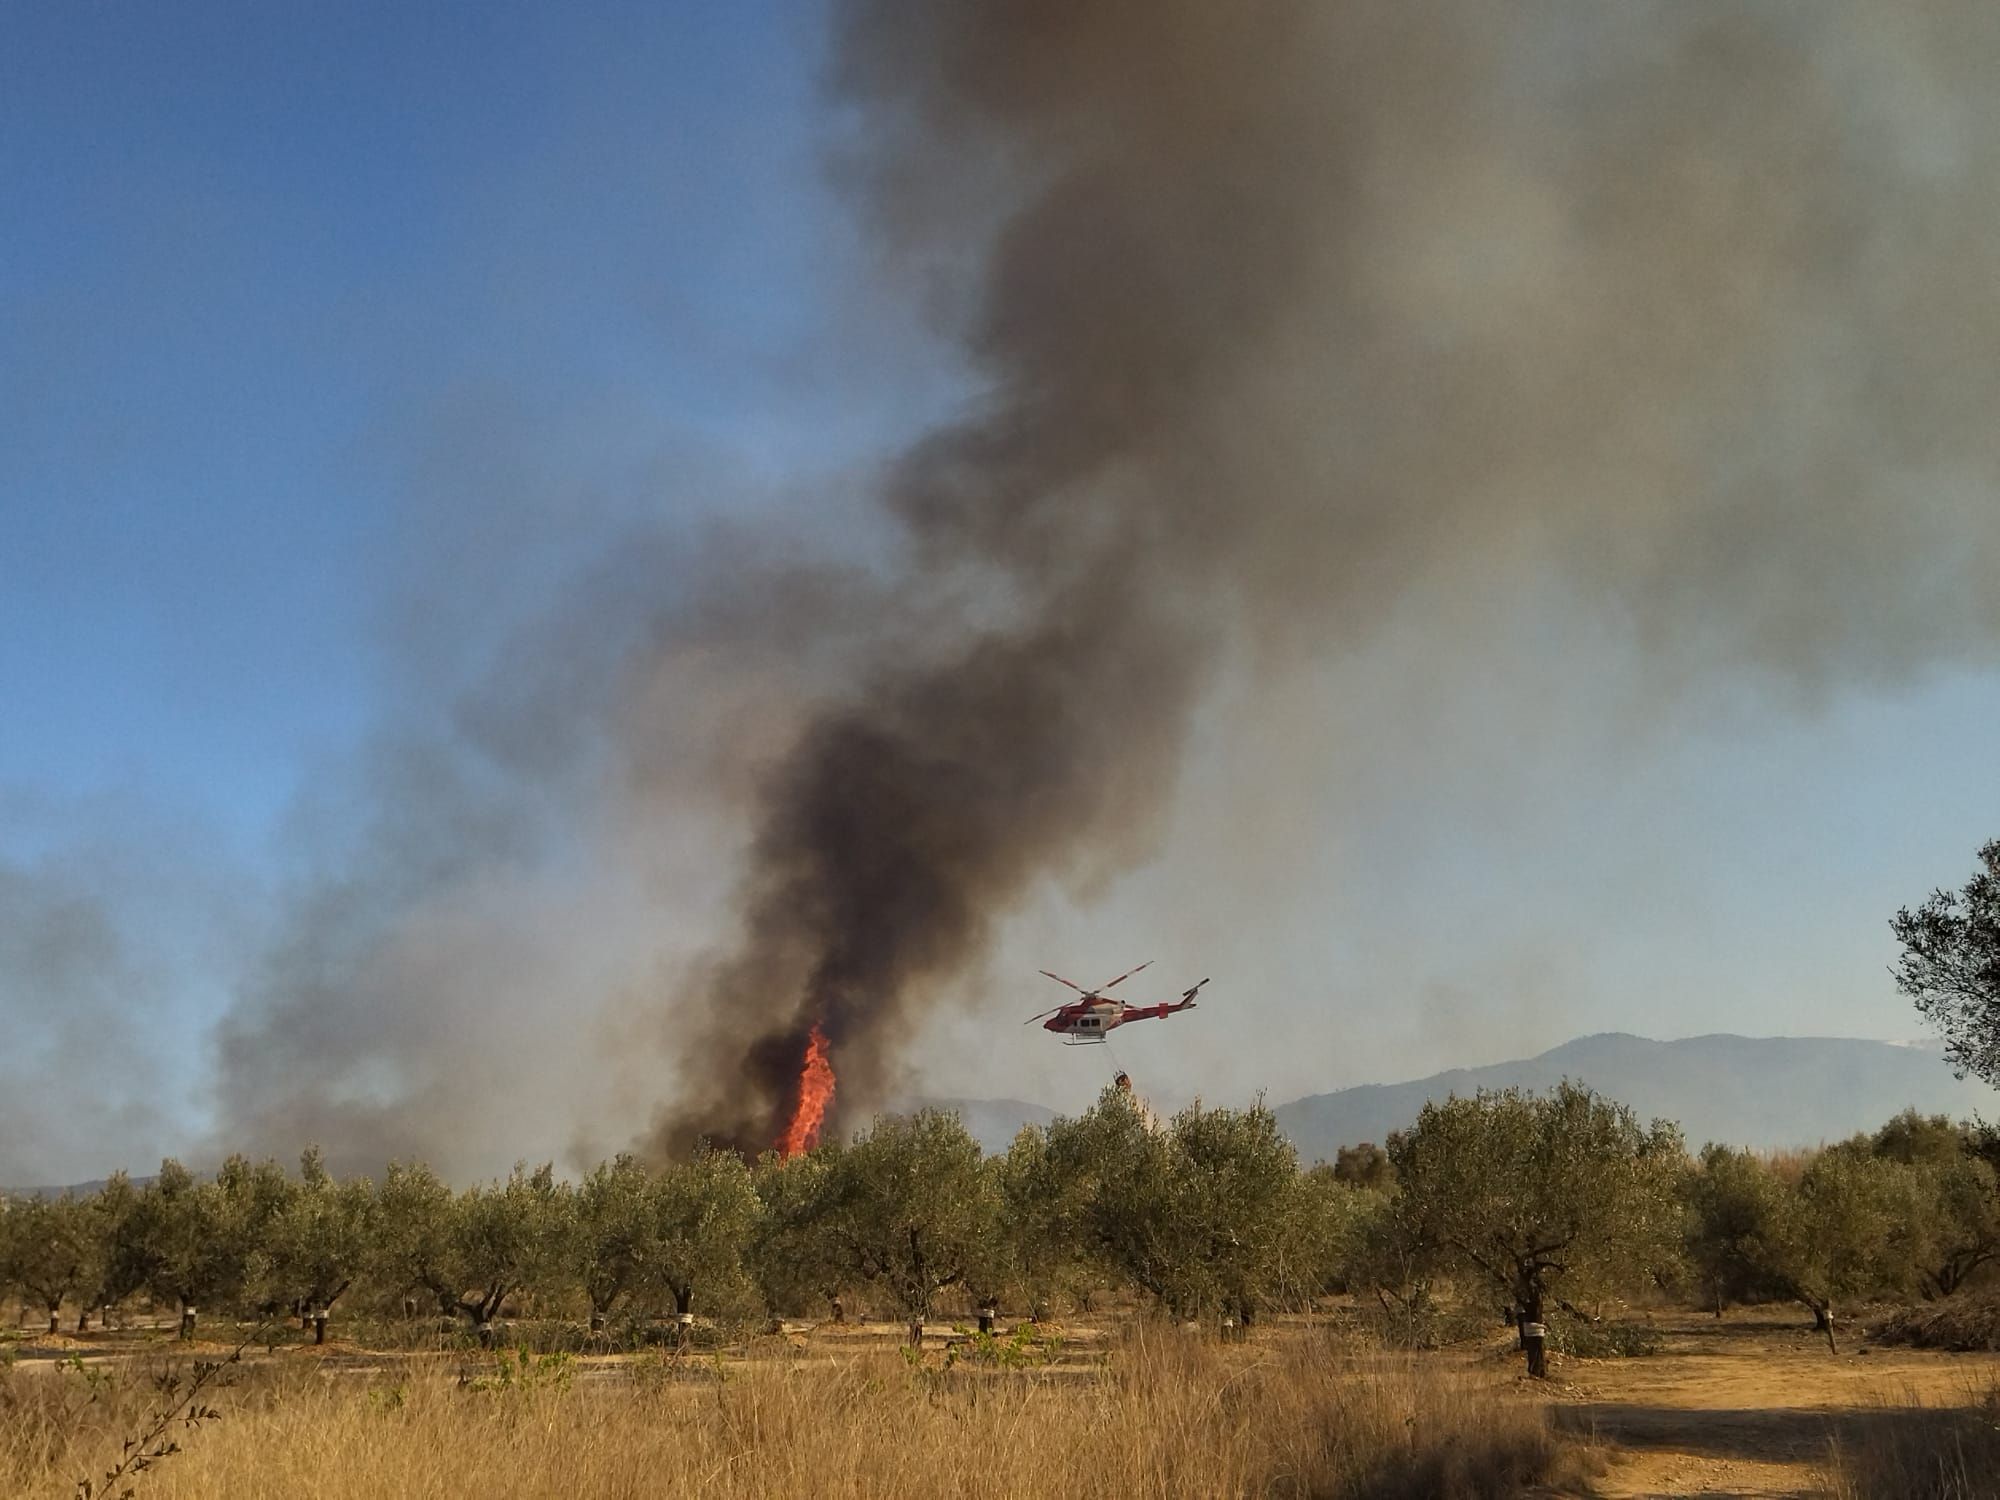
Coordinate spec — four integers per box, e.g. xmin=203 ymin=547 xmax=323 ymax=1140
xmin=919 ymin=1032 xmax=1995 ymax=1157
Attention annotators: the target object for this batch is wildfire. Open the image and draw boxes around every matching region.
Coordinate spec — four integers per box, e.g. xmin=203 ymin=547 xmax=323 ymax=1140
xmin=776 ymin=1023 xmax=835 ymax=1157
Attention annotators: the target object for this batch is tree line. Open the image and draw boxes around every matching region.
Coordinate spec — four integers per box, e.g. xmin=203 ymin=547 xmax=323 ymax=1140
xmin=9 ymin=834 xmax=1996 ymax=1368
xmin=5 ymin=1086 xmax=1996 ymax=1368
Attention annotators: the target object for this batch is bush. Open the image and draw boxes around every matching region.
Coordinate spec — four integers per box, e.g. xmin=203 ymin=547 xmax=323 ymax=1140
xmin=1351 ymin=1297 xmax=1499 ymax=1351
xmin=1872 ymin=1289 xmax=2000 ymax=1352
xmin=1544 ymin=1317 xmax=1662 ymax=1359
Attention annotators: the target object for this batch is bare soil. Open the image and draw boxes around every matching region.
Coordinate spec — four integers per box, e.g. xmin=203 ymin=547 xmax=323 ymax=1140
xmin=1536 ymin=1308 xmax=2000 ymax=1498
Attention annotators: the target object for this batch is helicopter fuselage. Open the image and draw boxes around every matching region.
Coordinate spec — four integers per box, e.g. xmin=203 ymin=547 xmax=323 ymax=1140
xmin=1041 ymin=996 xmax=1194 ymax=1043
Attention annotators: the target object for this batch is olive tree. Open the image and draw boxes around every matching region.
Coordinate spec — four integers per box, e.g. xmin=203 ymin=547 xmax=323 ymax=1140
xmin=1287 ymin=1164 xmax=1377 ymax=1304
xmin=1893 ymin=837 xmax=2000 ymax=1087
xmin=1043 ymin=1085 xmax=1182 ymax=1312
xmin=372 ymin=1160 xmax=567 ymax=1339
xmin=0 ymin=1198 xmax=14 ymax=1318
xmin=820 ymin=1110 xmax=998 ymax=1344
xmin=643 ymin=1145 xmax=760 ymax=1327
xmin=0 ymin=1194 xmax=97 ymax=1334
xmin=1331 ymin=1142 xmax=1393 ymax=1191
xmin=451 ymin=1163 xmax=569 ymax=1340
xmin=748 ymin=1146 xmax=848 ymax=1321
xmin=265 ymin=1148 xmax=376 ymax=1343
xmin=1869 ymin=1109 xmax=1970 ymax=1168
xmin=1391 ymin=1083 xmax=1685 ymax=1374
xmin=1851 ymin=1113 xmax=2000 ymax=1299
xmin=572 ymin=1154 xmax=656 ymax=1331
xmin=1757 ymin=1147 xmax=1907 ymax=1349
xmin=81 ymin=1173 xmax=147 ymax=1330
xmin=1683 ymin=1144 xmax=1788 ymax=1316
xmin=1904 ymin=1153 xmax=2000 ymax=1299
xmin=992 ymin=1122 xmax=1096 ymax=1316
xmin=1032 ymin=1087 xmax=1308 ymax=1324
xmin=1163 ymin=1100 xmax=1308 ymax=1325
xmin=131 ymin=1160 xmax=258 ymax=1340
xmin=373 ymin=1160 xmax=463 ymax=1322
xmin=1344 ymin=1187 xmax=1440 ymax=1341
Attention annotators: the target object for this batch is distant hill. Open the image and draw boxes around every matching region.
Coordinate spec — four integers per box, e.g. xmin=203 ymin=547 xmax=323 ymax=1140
xmin=11 ymin=1038 xmax=1988 ymax=1190
xmin=0 ymin=1176 xmax=153 ymax=1201
xmin=1272 ymin=1033 xmax=1997 ymax=1164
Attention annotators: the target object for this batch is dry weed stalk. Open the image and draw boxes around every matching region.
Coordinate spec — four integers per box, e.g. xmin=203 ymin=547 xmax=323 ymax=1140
xmin=1822 ymin=1377 xmax=2000 ymax=1500
xmin=72 ymin=1319 xmax=269 ymax=1500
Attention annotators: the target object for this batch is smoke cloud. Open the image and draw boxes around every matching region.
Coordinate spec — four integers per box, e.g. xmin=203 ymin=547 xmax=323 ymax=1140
xmin=187 ymin=3 xmax=2000 ymax=1174
xmin=646 ymin=2 xmax=2000 ymax=1150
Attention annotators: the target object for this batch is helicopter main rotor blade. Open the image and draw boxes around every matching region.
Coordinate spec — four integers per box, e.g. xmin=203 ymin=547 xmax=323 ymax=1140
xmin=1101 ymin=959 xmax=1155 ymax=990
xmin=1024 ymin=1004 xmax=1068 ymax=1025
xmin=1038 ymin=970 xmax=1089 ymax=994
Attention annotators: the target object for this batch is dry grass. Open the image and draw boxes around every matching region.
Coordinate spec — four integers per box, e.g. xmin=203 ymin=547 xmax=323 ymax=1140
xmin=1822 ymin=1379 xmax=2000 ymax=1500
xmin=2 ymin=1327 xmax=1587 ymax=1499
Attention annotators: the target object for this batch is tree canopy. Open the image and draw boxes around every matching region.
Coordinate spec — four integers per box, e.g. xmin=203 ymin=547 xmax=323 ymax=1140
xmin=1893 ymin=837 xmax=2000 ymax=1087
xmin=1390 ymin=1082 xmax=1684 ymax=1331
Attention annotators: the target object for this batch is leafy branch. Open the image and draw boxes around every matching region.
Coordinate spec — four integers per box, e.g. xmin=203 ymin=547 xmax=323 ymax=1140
xmin=74 ymin=1317 xmax=271 ymax=1500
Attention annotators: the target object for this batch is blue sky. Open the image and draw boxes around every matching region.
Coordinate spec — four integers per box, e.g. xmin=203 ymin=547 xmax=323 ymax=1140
xmin=2 ymin=2 xmax=891 ymax=847
xmin=5 ymin=4 xmax=1999 ymax=1180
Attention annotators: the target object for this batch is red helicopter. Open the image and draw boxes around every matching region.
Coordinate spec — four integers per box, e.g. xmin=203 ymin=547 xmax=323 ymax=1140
xmin=1024 ymin=960 xmax=1210 ymax=1044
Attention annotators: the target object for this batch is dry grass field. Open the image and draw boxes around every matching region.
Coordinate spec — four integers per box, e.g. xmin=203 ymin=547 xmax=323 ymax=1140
xmin=3 ymin=1318 xmax=1582 ymax=1500
xmin=6 ymin=1307 xmax=2000 ymax=1498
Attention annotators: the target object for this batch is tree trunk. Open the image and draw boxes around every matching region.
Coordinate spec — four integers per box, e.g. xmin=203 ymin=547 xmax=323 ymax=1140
xmin=476 ymin=1320 xmax=495 ymax=1349
xmin=313 ymin=1310 xmax=328 ymax=1345
xmin=1814 ymin=1303 xmax=1837 ymax=1354
xmin=827 ymin=1294 xmax=844 ymax=1325
xmin=1521 ymin=1288 xmax=1547 ymax=1379
xmin=77 ymin=1308 xmax=90 ymax=1335
xmin=180 ymin=1305 xmax=197 ymax=1342
xmin=589 ymin=1310 xmax=606 ymax=1334
xmin=908 ymin=1317 xmax=924 ymax=1348
xmin=47 ymin=1305 xmax=60 ymax=1336
xmin=977 ymin=1303 xmax=996 ymax=1336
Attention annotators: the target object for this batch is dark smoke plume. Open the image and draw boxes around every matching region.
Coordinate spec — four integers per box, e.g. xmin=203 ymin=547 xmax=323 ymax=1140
xmin=178 ymin=3 xmax=2000 ymax=1176
xmin=649 ymin=1 xmax=2000 ymax=1152
xmin=647 ymin=2 xmax=1338 ymax=1149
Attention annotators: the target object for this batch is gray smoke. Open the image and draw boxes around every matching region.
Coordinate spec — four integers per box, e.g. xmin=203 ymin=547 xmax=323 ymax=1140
xmin=647 ymin=2 xmax=2000 ymax=1149
xmin=200 ymin=2 xmax=2000 ymax=1172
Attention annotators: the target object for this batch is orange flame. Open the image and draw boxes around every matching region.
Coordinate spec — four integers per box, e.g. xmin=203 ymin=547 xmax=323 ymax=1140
xmin=777 ymin=1023 xmax=835 ymax=1157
